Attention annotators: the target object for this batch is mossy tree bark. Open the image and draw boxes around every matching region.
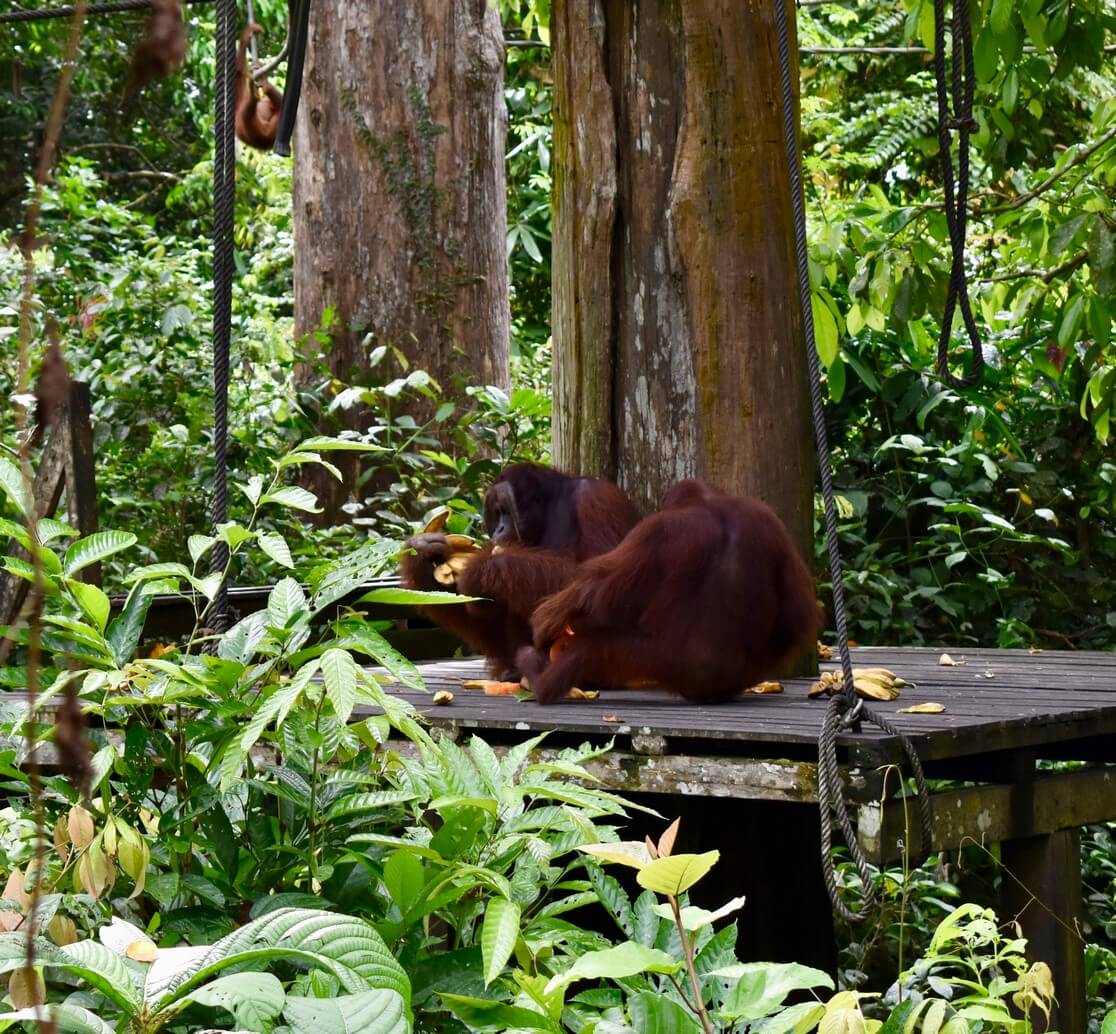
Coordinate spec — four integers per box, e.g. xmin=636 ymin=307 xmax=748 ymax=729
xmin=293 ymin=1 xmax=510 ymax=520
xmin=552 ymin=0 xmax=814 ymax=572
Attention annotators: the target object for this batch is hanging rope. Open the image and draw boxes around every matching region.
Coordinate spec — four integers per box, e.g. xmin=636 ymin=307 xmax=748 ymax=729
xmin=272 ymin=0 xmax=311 ymax=156
xmin=0 ymin=0 xmax=211 ymax=25
xmin=773 ymin=0 xmax=934 ymax=923
xmin=933 ymin=0 xmax=984 ymax=388
xmin=206 ymin=0 xmax=237 ymax=632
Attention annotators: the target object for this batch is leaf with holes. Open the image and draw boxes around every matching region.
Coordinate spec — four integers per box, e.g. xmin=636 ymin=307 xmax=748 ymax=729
xmin=63 ymin=532 xmax=137 ymax=578
xmin=267 ymin=577 xmax=308 ymax=629
xmin=481 ymin=898 xmax=520 ymax=986
xmin=189 ymin=972 xmax=285 ymax=1031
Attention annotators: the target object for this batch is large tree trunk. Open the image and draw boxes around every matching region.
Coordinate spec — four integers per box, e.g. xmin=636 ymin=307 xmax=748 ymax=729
xmin=293 ymin=1 xmax=509 ymax=520
xmin=551 ymin=0 xmax=814 ymax=569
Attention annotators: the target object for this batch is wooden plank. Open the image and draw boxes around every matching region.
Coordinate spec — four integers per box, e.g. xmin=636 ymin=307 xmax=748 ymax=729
xmin=857 ymin=764 xmax=1116 ymax=863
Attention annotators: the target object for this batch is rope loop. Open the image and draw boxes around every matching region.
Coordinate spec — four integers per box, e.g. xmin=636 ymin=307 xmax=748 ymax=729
xmin=774 ymin=0 xmax=935 ymax=924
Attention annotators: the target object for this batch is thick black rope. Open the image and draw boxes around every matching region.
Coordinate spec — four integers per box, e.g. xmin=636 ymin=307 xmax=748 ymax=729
xmin=0 ymin=0 xmax=212 ymax=24
xmin=272 ymin=0 xmax=311 ymax=157
xmin=933 ymin=0 xmax=984 ymax=388
xmin=774 ymin=0 xmax=933 ymax=924
xmin=206 ymin=0 xmax=236 ymax=633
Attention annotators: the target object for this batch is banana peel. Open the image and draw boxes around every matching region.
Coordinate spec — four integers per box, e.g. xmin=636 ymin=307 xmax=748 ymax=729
xmin=430 ymin=530 xmax=482 ymax=586
xmin=808 ymin=666 xmax=906 ymax=701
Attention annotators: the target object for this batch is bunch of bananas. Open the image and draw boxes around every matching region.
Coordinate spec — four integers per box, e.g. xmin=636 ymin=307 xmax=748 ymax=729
xmin=808 ymin=666 xmax=906 ymax=701
xmin=423 ymin=512 xmax=482 ymax=586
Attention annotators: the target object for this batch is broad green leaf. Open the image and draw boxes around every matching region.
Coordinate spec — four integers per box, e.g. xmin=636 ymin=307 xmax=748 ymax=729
xmin=0 ymin=1004 xmax=115 ymax=1034
xmin=1100 ymin=1010 xmax=1116 ymax=1034
xmin=359 ymin=587 xmax=479 ymax=605
xmin=66 ymin=579 xmax=111 ymax=632
xmin=63 ymin=531 xmax=137 ymax=578
xmin=755 ymin=1000 xmax=827 ymax=1033
xmin=127 ymin=562 xmax=192 ymax=584
xmin=324 ymin=789 xmax=417 ymax=820
xmin=191 ymin=972 xmax=285 ymax=1032
xmin=38 ymin=518 xmax=78 ymax=543
xmin=55 ymin=939 xmax=143 ymax=1012
xmin=321 ymin=648 xmax=359 ymax=723
xmin=0 ymin=457 xmax=26 ymax=517
xmin=107 ymin=583 xmax=154 ymax=666
xmin=267 ymin=577 xmax=309 ymax=628
xmin=261 ymin=486 xmax=321 ymax=513
xmin=713 ymin=961 xmax=835 ymax=1021
xmin=1057 ymin=294 xmax=1086 ymax=347
xmin=335 ymin=624 xmax=425 ymax=690
xmin=188 ymin=534 xmax=218 ymax=565
xmin=652 ymin=894 xmax=745 ymax=932
xmin=217 ymin=521 xmax=255 ymax=551
xmin=628 ymin=991 xmax=703 ymax=1034
xmin=481 ymin=897 xmax=520 ymax=986
xmin=284 ymin=989 xmax=408 ymax=1034
xmin=0 ymin=516 xmax=30 ymax=549
xmin=382 ymin=850 xmax=426 ymax=914
xmin=544 ymin=941 xmax=682 ymax=994
xmin=636 ymin=851 xmax=720 ymax=896
xmin=258 ymin=531 xmax=294 ymax=569
xmin=439 ymin=994 xmax=561 ymax=1033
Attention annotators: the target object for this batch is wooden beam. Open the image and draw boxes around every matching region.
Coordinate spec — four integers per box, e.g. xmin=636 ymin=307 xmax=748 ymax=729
xmin=856 ymin=764 xmax=1116 ymax=863
xmin=1001 ymin=830 xmax=1086 ymax=1033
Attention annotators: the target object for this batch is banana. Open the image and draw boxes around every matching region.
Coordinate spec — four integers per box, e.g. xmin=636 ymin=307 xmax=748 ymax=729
xmin=423 ymin=511 xmax=450 ymax=534
xmin=445 ymin=533 xmax=480 ymax=552
xmin=808 ymin=666 xmax=906 ymax=701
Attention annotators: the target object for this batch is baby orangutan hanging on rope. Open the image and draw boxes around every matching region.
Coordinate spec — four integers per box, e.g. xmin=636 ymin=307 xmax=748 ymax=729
xmin=518 ymin=480 xmax=823 ymax=704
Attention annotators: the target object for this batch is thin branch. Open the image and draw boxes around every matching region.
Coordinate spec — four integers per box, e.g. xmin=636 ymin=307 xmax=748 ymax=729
xmin=981 ymin=250 xmax=1088 ymax=284
xmin=101 ymin=169 xmax=179 ymax=182
xmin=987 ymin=126 xmax=1116 ymax=213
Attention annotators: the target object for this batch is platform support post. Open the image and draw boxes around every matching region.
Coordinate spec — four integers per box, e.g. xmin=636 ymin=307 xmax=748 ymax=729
xmin=1000 ymin=828 xmax=1086 ymax=1032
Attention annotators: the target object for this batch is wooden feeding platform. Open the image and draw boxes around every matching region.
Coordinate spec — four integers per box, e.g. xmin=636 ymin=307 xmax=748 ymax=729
xmin=364 ymin=644 xmax=1116 ymax=1031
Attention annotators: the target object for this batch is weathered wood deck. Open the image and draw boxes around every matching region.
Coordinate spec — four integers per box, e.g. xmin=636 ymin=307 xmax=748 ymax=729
xmin=370 ymin=646 xmax=1116 ymax=766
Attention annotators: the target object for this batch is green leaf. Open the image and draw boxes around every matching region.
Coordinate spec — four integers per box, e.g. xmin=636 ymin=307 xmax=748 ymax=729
xmin=267 ymin=577 xmax=309 ymax=628
xmin=55 ymin=939 xmax=143 ymax=1013
xmin=190 ymin=972 xmax=285 ymax=1032
xmin=217 ymin=521 xmax=255 ymax=551
xmin=1002 ymin=67 xmax=1019 ymax=115
xmin=652 ymin=894 xmax=745 ymax=932
xmin=358 ymin=587 xmax=478 ymax=606
xmin=284 ymin=989 xmax=409 ymax=1034
xmin=324 ymin=789 xmax=418 ymax=820
xmin=63 ymin=531 xmax=137 ymax=578
xmin=636 ymin=851 xmax=720 ymax=896
xmin=0 ymin=516 xmax=31 ymax=550
xmin=38 ymin=518 xmax=78 ymax=543
xmin=258 ymin=531 xmax=294 ymax=569
xmin=66 ymin=579 xmax=111 ymax=632
xmin=335 ymin=624 xmax=425 ymax=690
xmin=439 ymin=994 xmax=561 ymax=1033
xmin=712 ymin=961 xmax=834 ymax=1021
xmin=628 ymin=991 xmax=703 ymax=1033
xmin=382 ymin=850 xmax=426 ymax=914
xmin=811 ymin=293 xmax=839 ymax=368
xmin=107 ymin=583 xmax=154 ymax=666
xmin=990 ymin=0 xmax=1013 ymax=35
xmin=0 ymin=457 xmax=26 ymax=517
xmin=293 ymin=436 xmax=387 ymax=453
xmin=321 ymin=648 xmax=359 ymax=723
xmin=0 ymin=1004 xmax=115 ymax=1034
xmin=544 ymin=941 xmax=682 ymax=994
xmin=1057 ymin=294 xmax=1086 ymax=347
xmin=1100 ymin=1010 xmax=1116 ymax=1034
xmin=261 ymin=486 xmax=322 ymax=513
xmin=481 ymin=897 xmax=520 ymax=987
xmin=188 ymin=534 xmax=218 ymax=565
